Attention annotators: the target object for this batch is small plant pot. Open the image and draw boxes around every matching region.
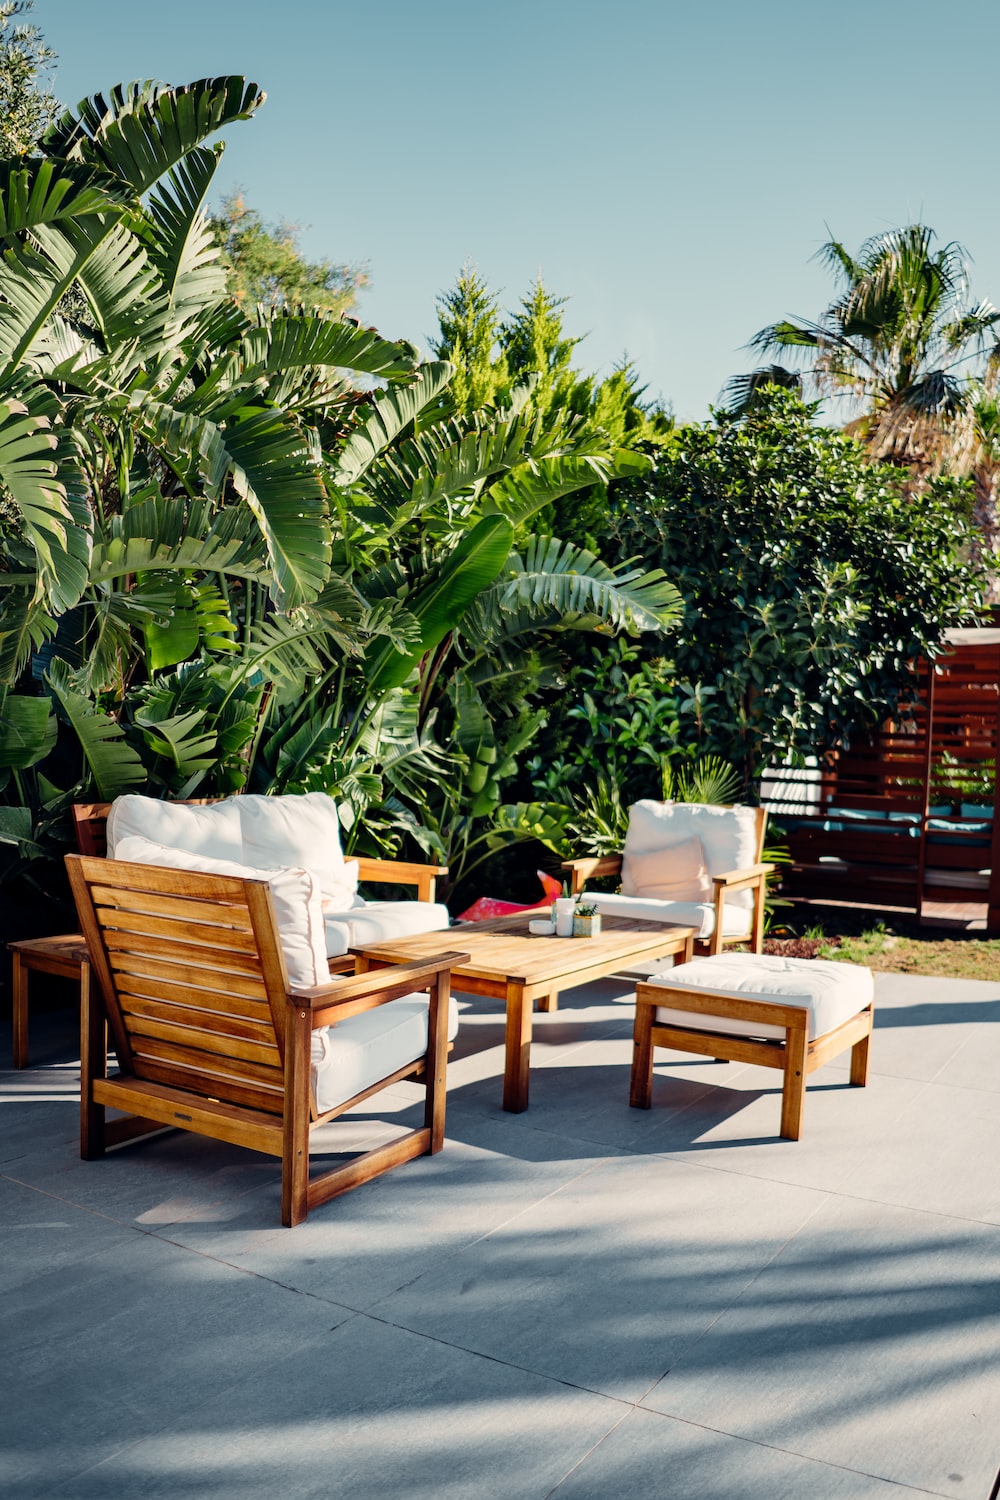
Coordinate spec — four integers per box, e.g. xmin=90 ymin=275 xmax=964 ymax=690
xmin=572 ymin=913 xmax=601 ymax=938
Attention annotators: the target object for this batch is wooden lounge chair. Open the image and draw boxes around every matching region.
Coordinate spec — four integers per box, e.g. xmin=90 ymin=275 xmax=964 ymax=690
xmin=562 ymin=800 xmax=772 ymax=956
xmin=65 ymin=853 xmax=467 ymax=1226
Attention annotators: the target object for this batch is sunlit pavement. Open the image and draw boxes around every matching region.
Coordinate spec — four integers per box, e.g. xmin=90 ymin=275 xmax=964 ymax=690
xmin=3 ymin=970 xmax=999 ymax=1499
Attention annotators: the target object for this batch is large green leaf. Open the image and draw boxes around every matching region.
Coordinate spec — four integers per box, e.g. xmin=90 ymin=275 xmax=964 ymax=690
xmin=331 ymin=361 xmax=454 ymax=486
xmin=0 ymin=157 xmax=127 ymax=238
xmin=0 ymin=213 xmax=118 ymax=369
xmin=492 ymin=536 xmax=683 ymax=634
xmin=0 ymin=395 xmax=91 ymax=612
xmin=239 ymin=312 xmax=421 ymax=387
xmin=364 ymin=515 xmax=515 ymax=697
xmin=46 ymin=660 xmax=146 ymax=799
xmin=0 ymin=695 xmax=56 ymax=768
xmin=141 ymin=144 xmax=227 ymax=328
xmin=137 ymin=399 xmax=331 ymax=608
xmin=47 ymin=77 xmax=264 ymax=197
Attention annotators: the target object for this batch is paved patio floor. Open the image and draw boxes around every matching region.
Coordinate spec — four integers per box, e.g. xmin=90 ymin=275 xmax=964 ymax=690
xmin=2 ymin=968 xmax=999 ymax=1499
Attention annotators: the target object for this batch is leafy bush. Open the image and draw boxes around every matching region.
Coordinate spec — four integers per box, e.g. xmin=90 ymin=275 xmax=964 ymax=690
xmin=605 ymin=390 xmax=983 ymax=784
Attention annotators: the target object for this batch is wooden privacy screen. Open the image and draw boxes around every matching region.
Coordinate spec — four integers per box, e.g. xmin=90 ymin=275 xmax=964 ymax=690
xmin=762 ymin=628 xmax=1000 ymax=931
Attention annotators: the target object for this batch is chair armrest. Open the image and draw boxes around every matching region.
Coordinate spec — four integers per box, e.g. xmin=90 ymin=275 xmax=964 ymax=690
xmin=289 ymin=952 xmax=469 ymax=1026
xmin=354 ymin=857 xmax=449 ymax=903
xmin=560 ymin=854 xmax=622 ymax=895
xmin=712 ymin=863 xmax=774 ymax=891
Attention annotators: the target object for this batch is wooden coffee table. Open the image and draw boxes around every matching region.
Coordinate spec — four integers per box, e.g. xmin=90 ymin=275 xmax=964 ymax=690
xmin=352 ymin=913 xmax=696 ymax=1113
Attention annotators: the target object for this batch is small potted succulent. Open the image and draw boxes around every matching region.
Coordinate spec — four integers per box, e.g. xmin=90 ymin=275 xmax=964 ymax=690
xmin=573 ymin=902 xmax=601 ymax=938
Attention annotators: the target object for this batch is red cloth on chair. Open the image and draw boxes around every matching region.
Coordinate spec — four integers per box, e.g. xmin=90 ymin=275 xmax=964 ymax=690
xmin=457 ymin=871 xmax=562 ymax=922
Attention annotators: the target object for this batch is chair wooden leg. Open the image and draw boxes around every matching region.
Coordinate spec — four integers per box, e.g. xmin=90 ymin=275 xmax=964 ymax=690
xmin=281 ymin=1006 xmax=313 ymax=1228
xmin=850 ymin=1010 xmax=872 ymax=1086
xmin=11 ymin=950 xmax=28 ymax=1069
xmin=424 ymin=973 xmax=450 ymax=1154
xmin=630 ymin=1000 xmax=655 ymax=1109
xmin=80 ymin=962 xmax=106 ymax=1160
xmin=779 ymin=1025 xmax=809 ymax=1140
xmin=750 ymin=879 xmax=766 ymax=954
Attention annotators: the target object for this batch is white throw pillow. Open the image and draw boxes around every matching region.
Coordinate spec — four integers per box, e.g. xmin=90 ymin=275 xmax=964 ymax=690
xmin=623 ymin=801 xmax=760 ymax=911
xmin=113 ymin=834 xmax=330 ymax=990
xmin=235 ymin=793 xmax=358 ymax=904
xmin=107 ymin=794 xmax=244 ymax=862
xmin=622 ymin=835 xmax=712 ymax=902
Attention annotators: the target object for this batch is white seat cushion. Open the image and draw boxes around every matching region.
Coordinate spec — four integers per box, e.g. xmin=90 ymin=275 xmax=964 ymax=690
xmin=589 ymin=891 xmax=752 ymax=940
xmin=311 ymin=993 xmax=460 ymax=1114
xmin=107 ymin=795 xmax=244 ymax=863
xmin=647 ymin=953 xmax=874 ymax=1041
xmin=235 ymin=793 xmax=358 ymax=905
xmin=623 ymin=802 xmax=761 ymax=911
xmin=323 ymin=900 xmax=451 ymax=953
xmin=113 ymin=834 xmax=330 ymax=990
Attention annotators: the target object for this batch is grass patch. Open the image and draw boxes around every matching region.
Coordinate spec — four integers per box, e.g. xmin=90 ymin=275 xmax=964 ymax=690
xmin=819 ymin=929 xmax=1000 ymax=978
xmin=778 ymin=902 xmax=1000 ymax=979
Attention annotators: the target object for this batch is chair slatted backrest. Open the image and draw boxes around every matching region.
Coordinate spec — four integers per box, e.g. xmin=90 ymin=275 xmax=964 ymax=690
xmin=72 ymin=799 xmax=215 ymax=858
xmin=66 ymin=855 xmax=292 ymax=1117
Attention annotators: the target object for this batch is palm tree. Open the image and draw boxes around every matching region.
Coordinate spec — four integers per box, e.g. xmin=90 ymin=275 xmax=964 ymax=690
xmin=724 ymin=225 xmax=1000 ymax=470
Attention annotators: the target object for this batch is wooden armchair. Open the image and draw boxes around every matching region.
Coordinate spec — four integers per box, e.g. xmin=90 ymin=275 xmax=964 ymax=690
xmin=65 ymin=853 xmax=467 ymax=1227
xmin=562 ymin=802 xmax=772 ymax=956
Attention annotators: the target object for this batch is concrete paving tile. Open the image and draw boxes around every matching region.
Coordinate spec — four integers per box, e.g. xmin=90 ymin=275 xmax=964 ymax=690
xmin=859 ymin=973 xmax=1000 ymax=1083
xmin=41 ymin=1315 xmax=624 ymax=1500
xmin=372 ymin=1153 xmax=827 ymax=1402
xmin=838 ymin=1078 xmax=1000 ymax=1222
xmin=0 ymin=1174 xmax=135 ymax=1292
xmin=0 ymin=1063 xmax=80 ymax=1164
xmin=548 ymin=1406 xmax=941 ymax=1499
xmin=153 ymin=1129 xmax=613 ymax=1309
xmin=2 ymin=1226 xmax=353 ymax=1493
xmin=648 ymin=1064 xmax=927 ymax=1194
xmin=641 ymin=1193 xmax=1000 ymax=1497
xmin=931 ymin=1023 xmax=1000 ymax=1093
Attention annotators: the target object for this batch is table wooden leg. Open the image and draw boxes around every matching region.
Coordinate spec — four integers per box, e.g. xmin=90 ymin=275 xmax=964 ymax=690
xmin=536 ymin=991 xmax=559 ymax=1013
xmin=503 ymin=980 xmax=532 ymax=1112
xmin=12 ymin=949 xmax=28 ymax=1069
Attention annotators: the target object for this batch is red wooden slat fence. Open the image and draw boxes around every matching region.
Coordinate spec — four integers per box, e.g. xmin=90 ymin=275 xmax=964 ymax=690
xmin=762 ymin=628 xmax=1000 ymax=931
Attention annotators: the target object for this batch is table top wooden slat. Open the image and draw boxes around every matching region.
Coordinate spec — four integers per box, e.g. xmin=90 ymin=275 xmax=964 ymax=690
xmin=352 ymin=913 xmax=696 ymax=987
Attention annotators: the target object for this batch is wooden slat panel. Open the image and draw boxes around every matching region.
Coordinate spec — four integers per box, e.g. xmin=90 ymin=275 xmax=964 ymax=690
xmin=109 ymin=951 xmax=268 ymax=999
xmin=129 ymin=1032 xmax=284 ymax=1090
xmin=114 ymin=966 xmax=265 ymax=1014
xmin=115 ymin=973 xmax=271 ymax=1020
xmin=124 ymin=1012 xmax=281 ymax=1067
xmin=103 ymin=929 xmax=264 ymax=976
xmin=133 ymin=1058 xmax=283 ymax=1115
xmin=91 ymin=885 xmax=255 ymax=929
xmin=121 ymin=992 xmax=276 ymax=1043
xmin=97 ymin=907 xmax=258 ymax=952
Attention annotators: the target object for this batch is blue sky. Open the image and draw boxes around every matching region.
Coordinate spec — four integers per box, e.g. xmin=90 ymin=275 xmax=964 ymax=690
xmin=39 ymin=0 xmax=1000 ymax=420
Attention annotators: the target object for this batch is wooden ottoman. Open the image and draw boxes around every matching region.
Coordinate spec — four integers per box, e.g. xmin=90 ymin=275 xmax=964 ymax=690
xmin=630 ymin=952 xmax=874 ymax=1140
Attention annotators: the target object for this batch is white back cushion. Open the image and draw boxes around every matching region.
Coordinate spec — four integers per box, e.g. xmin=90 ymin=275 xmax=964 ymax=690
xmin=113 ymin=834 xmax=330 ymax=990
xmin=107 ymin=795 xmax=243 ymax=862
xmin=624 ymin=802 xmax=760 ymax=910
xmin=236 ymin=793 xmax=357 ymax=904
xmin=622 ymin=835 xmax=711 ymax=902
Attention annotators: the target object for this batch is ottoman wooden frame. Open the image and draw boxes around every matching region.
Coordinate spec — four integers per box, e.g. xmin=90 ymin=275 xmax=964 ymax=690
xmin=630 ymin=978 xmax=874 ymax=1140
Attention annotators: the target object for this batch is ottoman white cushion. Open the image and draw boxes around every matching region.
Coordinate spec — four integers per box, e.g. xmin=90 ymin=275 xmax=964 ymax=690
xmin=311 ymin=992 xmax=460 ymax=1114
xmin=646 ymin=953 xmax=873 ymax=1041
xmin=588 ymin=891 xmax=752 ymax=940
